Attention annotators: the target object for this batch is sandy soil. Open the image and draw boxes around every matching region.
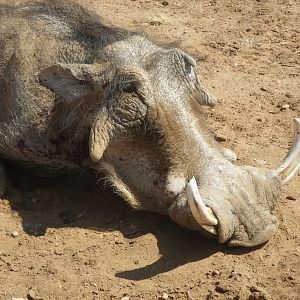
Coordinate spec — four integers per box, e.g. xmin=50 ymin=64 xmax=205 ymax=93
xmin=0 ymin=0 xmax=299 ymax=299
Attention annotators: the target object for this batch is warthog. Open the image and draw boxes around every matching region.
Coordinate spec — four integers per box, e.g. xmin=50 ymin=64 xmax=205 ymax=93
xmin=0 ymin=0 xmax=299 ymax=247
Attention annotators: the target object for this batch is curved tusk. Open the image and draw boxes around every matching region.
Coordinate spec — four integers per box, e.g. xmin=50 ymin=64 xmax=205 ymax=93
xmin=201 ymin=225 xmax=218 ymax=235
xmin=186 ymin=177 xmax=218 ymax=226
xmin=276 ymin=118 xmax=300 ymax=184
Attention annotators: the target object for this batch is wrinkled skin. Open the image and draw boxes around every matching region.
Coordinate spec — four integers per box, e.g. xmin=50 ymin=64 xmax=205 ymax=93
xmin=0 ymin=0 xmax=289 ymax=247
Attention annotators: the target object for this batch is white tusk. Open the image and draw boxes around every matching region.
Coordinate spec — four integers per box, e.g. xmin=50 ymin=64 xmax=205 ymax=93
xmin=276 ymin=118 xmax=300 ymax=184
xmin=186 ymin=177 xmax=218 ymax=226
xmin=201 ymin=225 xmax=218 ymax=235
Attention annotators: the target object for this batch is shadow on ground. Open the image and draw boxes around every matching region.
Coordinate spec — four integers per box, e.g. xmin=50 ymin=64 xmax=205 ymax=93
xmin=4 ymin=165 xmax=255 ymax=280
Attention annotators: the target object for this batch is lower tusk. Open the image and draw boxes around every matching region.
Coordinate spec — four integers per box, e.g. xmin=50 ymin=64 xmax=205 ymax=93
xmin=186 ymin=177 xmax=218 ymax=226
xmin=201 ymin=225 xmax=218 ymax=235
xmin=276 ymin=118 xmax=300 ymax=184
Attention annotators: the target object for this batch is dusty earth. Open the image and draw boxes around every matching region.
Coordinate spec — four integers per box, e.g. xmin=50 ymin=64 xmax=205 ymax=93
xmin=0 ymin=0 xmax=299 ymax=299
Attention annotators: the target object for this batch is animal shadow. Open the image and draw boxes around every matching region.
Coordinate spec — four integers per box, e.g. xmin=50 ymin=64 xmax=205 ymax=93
xmin=4 ymin=165 xmax=253 ymax=280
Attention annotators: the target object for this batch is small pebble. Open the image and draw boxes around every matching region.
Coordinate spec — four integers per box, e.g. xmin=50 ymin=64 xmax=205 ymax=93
xmin=215 ymin=135 xmax=227 ymax=142
xmin=250 ymin=286 xmax=260 ymax=293
xmin=248 ymin=292 xmax=269 ymax=300
xmin=149 ymin=20 xmax=163 ymax=26
xmin=11 ymin=231 xmax=19 ymax=237
xmin=280 ymin=104 xmax=290 ymax=111
xmin=27 ymin=288 xmax=42 ymax=300
xmin=54 ymin=249 xmax=62 ymax=255
xmin=212 ymin=269 xmax=220 ymax=276
xmin=281 ymin=104 xmax=290 ymax=109
xmin=285 ymin=93 xmax=292 ymax=98
xmin=286 ymin=195 xmax=296 ymax=201
xmin=84 ymin=259 xmax=96 ymax=266
xmin=162 ymin=1 xmax=169 ymax=5
xmin=215 ymin=284 xmax=230 ymax=293
xmin=11 ymin=298 xmax=26 ymax=300
xmin=12 ymin=211 xmax=19 ymax=218
xmin=115 ymin=240 xmax=124 ymax=245
xmin=161 ymin=292 xmax=168 ymax=299
xmin=121 ymin=295 xmax=130 ymax=300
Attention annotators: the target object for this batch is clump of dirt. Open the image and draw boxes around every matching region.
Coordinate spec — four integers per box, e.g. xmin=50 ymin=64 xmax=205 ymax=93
xmin=0 ymin=0 xmax=299 ymax=299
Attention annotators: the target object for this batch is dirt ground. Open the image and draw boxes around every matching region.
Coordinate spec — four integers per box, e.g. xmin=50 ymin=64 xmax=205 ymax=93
xmin=0 ymin=0 xmax=299 ymax=299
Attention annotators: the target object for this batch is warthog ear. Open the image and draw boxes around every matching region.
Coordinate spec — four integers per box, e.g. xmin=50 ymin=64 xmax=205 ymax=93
xmin=39 ymin=63 xmax=107 ymax=102
xmin=176 ymin=49 xmax=217 ymax=108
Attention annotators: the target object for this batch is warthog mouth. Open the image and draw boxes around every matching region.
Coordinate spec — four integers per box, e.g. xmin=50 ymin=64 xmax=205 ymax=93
xmin=184 ymin=118 xmax=300 ymax=239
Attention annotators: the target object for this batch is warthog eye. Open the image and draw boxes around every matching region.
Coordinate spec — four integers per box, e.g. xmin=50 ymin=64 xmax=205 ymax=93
xmin=184 ymin=61 xmax=193 ymax=75
xmin=121 ymin=82 xmax=135 ymax=93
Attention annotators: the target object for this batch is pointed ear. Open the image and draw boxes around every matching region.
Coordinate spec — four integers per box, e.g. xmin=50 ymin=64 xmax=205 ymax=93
xmin=39 ymin=63 xmax=106 ymax=102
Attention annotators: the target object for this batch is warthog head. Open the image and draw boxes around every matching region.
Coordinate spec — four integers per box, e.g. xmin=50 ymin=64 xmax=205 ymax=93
xmin=40 ymin=35 xmax=300 ymax=247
